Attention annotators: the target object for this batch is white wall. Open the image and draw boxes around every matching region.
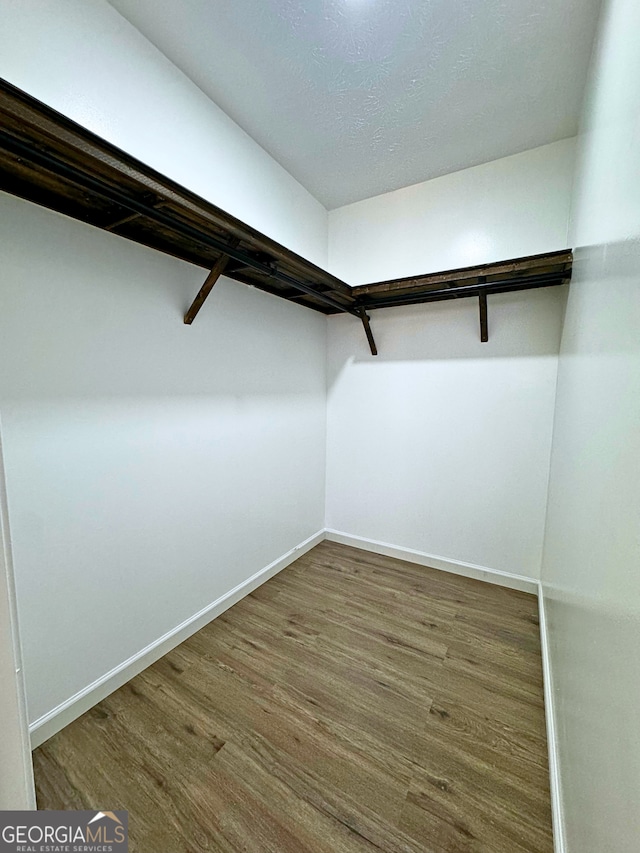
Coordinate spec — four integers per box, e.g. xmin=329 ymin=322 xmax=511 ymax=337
xmin=328 ymin=139 xmax=574 ymax=285
xmin=325 ymin=142 xmax=574 ymax=579
xmin=326 ymin=289 xmax=566 ymax=578
xmin=0 ymin=192 xmax=327 ymax=728
xmin=0 ymin=429 xmax=34 ymax=808
xmin=0 ymin=0 xmax=331 ymax=744
xmin=0 ymin=0 xmax=328 ymax=267
xmin=540 ymin=0 xmax=640 ymax=849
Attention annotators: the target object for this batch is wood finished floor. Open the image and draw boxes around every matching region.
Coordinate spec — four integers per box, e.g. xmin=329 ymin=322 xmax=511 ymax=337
xmin=33 ymin=542 xmax=553 ymax=853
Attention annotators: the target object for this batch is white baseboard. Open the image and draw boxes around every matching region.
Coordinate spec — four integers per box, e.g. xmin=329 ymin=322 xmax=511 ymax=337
xmin=29 ymin=529 xmax=325 ymax=749
xmin=537 ymin=583 xmax=566 ymax=853
xmin=324 ymin=529 xmax=539 ymax=594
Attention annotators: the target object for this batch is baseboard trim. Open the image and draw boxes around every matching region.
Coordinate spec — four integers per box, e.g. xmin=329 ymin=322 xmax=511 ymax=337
xmin=537 ymin=583 xmax=566 ymax=853
xmin=29 ymin=529 xmax=325 ymax=749
xmin=324 ymin=529 xmax=538 ymax=594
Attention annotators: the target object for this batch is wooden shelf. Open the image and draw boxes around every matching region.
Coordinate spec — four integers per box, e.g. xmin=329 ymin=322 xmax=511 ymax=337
xmin=0 ymin=78 xmax=355 ymax=317
xmin=352 ymin=250 xmax=573 ymax=309
xmin=0 ymin=78 xmax=572 ymax=352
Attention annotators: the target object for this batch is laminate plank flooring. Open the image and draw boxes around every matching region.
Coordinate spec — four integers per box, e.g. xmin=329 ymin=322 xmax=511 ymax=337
xmin=33 ymin=541 xmax=553 ymax=852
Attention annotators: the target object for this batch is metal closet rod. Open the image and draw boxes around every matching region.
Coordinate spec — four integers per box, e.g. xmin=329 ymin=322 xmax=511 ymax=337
xmin=0 ymin=131 xmax=357 ymax=318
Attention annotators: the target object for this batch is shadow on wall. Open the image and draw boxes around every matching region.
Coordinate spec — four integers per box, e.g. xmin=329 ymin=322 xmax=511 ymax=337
xmin=327 ymin=286 xmax=569 ymax=388
xmin=557 ymin=239 xmax=640 ymax=358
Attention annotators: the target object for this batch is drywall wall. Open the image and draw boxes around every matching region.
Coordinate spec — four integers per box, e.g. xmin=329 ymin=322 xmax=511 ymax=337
xmin=328 ymin=139 xmax=575 ymax=285
xmin=540 ymin=0 xmax=640 ymax=849
xmin=325 ymin=142 xmax=574 ymax=578
xmin=0 ymin=0 xmax=328 ymax=267
xmin=0 ymin=191 xmax=327 ymax=729
xmin=0 ymin=430 xmax=34 ymax=807
xmin=0 ymin=0 xmax=331 ymax=737
xmin=326 ymin=289 xmax=566 ymax=578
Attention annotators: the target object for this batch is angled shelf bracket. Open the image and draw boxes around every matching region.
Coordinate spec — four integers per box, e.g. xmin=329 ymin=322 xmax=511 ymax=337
xmin=184 ymin=238 xmax=240 ymax=324
xmin=357 ymin=307 xmax=378 ymax=356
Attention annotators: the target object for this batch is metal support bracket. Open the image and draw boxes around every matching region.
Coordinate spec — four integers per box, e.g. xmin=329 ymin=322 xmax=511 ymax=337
xmin=357 ymin=307 xmax=378 ymax=356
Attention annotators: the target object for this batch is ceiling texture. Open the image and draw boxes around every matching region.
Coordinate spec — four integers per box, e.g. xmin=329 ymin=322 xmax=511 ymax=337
xmin=108 ymin=0 xmax=601 ymax=209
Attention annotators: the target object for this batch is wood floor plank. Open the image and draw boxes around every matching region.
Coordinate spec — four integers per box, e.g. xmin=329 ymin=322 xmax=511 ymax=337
xmin=33 ymin=541 xmax=553 ymax=852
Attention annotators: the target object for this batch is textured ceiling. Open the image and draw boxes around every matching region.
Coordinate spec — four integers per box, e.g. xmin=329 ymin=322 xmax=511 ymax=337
xmin=108 ymin=0 xmax=601 ymax=209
